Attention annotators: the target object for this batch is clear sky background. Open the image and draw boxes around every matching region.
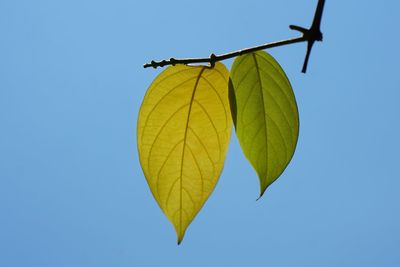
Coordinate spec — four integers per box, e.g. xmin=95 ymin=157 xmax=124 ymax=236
xmin=1 ymin=1 xmax=400 ymax=266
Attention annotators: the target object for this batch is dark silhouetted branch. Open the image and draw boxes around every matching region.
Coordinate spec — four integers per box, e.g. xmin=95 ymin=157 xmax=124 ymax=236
xmin=144 ymin=0 xmax=325 ymax=73
xmin=290 ymin=0 xmax=325 ymax=73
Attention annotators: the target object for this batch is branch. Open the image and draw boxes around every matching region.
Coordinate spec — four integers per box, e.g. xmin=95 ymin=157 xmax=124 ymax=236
xmin=144 ymin=37 xmax=305 ymax=69
xmin=144 ymin=0 xmax=325 ymax=73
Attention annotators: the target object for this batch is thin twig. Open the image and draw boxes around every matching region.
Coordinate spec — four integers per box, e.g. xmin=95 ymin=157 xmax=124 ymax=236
xmin=143 ymin=37 xmax=305 ymax=69
xmin=144 ymin=0 xmax=325 ymax=73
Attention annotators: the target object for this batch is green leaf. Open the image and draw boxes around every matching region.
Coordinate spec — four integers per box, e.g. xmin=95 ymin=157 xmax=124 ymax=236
xmin=137 ymin=63 xmax=232 ymax=244
xmin=229 ymin=51 xmax=299 ymax=197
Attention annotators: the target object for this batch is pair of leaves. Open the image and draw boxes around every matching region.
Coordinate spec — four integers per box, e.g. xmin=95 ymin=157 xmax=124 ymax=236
xmin=137 ymin=51 xmax=299 ymax=244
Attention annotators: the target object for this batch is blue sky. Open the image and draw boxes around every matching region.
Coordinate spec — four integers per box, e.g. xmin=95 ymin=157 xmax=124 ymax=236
xmin=1 ymin=0 xmax=400 ymax=266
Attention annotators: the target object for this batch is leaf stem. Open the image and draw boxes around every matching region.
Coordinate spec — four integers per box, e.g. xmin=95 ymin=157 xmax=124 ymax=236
xmin=143 ymin=0 xmax=325 ymax=73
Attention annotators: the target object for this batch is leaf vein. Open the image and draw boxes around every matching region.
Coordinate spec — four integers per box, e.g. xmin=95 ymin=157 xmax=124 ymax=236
xmin=155 ymin=140 xmax=184 ymax=202
xmin=188 ymin=127 xmax=216 ymax=173
xmin=200 ymin=76 xmax=228 ymax=129
xmin=186 ymin=144 xmax=204 ymax=200
xmin=193 ymin=99 xmax=222 ymax=160
xmin=147 ymin=104 xmax=189 ymax=173
xmin=141 ymin=77 xmax=197 ymax=144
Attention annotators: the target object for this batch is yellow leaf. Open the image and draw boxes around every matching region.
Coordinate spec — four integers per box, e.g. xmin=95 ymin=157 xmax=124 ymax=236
xmin=137 ymin=63 xmax=232 ymax=244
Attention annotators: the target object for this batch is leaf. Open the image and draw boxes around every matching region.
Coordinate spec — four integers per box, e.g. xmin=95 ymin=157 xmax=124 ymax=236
xmin=137 ymin=63 xmax=232 ymax=244
xmin=229 ymin=51 xmax=299 ymax=197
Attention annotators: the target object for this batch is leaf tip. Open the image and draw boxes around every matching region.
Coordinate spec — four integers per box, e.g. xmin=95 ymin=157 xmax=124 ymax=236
xmin=256 ymin=190 xmax=266 ymax=201
xmin=256 ymin=183 xmax=270 ymax=200
xmin=177 ymin=234 xmax=184 ymax=245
